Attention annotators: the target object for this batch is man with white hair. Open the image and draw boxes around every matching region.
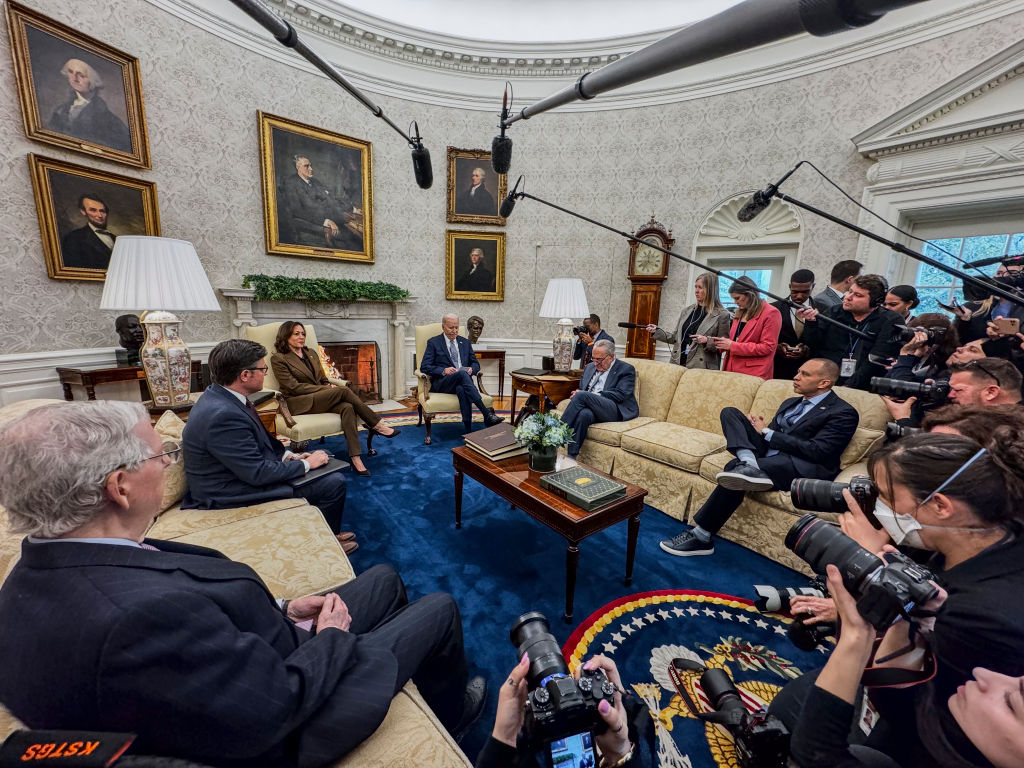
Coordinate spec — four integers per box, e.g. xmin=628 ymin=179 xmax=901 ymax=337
xmin=456 ymin=166 xmax=495 ymax=216
xmin=560 ymin=339 xmax=638 ymax=457
xmin=0 ymin=400 xmax=485 ymax=766
xmin=280 ymin=154 xmax=363 ymax=251
xmin=421 ymin=313 xmax=503 ymax=432
xmin=48 ymin=58 xmax=131 ymax=152
xmin=453 ymin=247 xmax=495 ymax=293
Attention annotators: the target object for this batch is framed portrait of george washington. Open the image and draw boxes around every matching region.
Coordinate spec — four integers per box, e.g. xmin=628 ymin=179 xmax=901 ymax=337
xmin=259 ymin=111 xmax=374 ymax=264
xmin=6 ymin=1 xmax=150 ymax=168
xmin=29 ymin=154 xmax=161 ymax=281
xmin=446 ymin=230 xmax=505 ymax=301
xmin=446 ymin=147 xmax=507 ymax=226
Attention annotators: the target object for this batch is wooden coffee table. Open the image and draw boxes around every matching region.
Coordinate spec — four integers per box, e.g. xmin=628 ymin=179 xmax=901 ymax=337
xmin=451 ymin=446 xmax=647 ymax=622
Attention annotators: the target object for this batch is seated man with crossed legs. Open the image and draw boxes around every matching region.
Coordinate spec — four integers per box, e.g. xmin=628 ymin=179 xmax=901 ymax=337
xmin=560 ymin=339 xmax=639 ymax=458
xmin=660 ymin=358 xmax=858 ymax=556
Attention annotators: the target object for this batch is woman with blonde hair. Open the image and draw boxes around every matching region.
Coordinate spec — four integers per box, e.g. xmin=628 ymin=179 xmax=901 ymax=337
xmin=715 ymin=276 xmax=782 ymax=380
xmin=647 ymin=272 xmax=731 ymax=368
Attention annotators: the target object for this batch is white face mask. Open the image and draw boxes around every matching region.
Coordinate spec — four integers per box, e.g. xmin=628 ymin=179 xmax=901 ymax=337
xmin=874 ymin=500 xmax=926 ymax=549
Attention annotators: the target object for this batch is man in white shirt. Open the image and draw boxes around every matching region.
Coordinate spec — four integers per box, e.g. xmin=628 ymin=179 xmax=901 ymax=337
xmin=560 ymin=340 xmax=639 ymax=457
xmin=812 ymin=259 xmax=862 ymax=310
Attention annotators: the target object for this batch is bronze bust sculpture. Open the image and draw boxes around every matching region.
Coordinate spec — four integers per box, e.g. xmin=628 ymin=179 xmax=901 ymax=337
xmin=467 ymin=315 xmax=484 ymax=344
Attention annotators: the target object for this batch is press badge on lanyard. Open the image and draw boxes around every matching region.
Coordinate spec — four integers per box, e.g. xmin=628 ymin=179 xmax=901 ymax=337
xmin=841 ymin=358 xmax=857 ymax=378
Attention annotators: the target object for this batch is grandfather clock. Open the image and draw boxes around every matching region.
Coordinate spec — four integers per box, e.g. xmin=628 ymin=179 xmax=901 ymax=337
xmin=625 ymin=216 xmax=674 ymax=358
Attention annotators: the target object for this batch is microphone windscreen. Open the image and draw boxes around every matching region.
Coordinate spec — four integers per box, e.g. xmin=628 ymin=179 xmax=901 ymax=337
xmin=737 ymin=191 xmax=769 ymax=223
xmin=499 ymin=194 xmax=516 ymax=219
xmin=411 ymin=145 xmax=432 ymax=189
xmin=491 ymin=135 xmax=513 ymax=174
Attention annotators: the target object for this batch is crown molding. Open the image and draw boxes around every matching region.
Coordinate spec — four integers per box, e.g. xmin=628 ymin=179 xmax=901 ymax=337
xmin=146 ymin=0 xmax=1024 ymax=111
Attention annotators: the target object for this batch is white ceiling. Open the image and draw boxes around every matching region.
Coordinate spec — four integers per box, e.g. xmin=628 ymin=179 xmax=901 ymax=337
xmin=325 ymin=0 xmax=746 ymax=42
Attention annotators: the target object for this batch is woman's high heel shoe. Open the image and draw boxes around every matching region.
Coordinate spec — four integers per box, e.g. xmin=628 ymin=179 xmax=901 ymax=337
xmin=375 ymin=425 xmax=401 ymax=439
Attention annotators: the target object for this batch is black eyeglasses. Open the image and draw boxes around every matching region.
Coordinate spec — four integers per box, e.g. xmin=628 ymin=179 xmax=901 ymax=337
xmin=246 ymin=365 xmax=269 ymax=374
xmin=119 ymin=440 xmax=181 ymax=470
xmin=963 ymin=360 xmax=1002 ymax=387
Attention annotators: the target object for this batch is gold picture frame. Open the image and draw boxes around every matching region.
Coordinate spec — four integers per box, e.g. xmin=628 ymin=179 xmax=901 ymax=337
xmin=446 ymin=147 xmax=507 ymax=225
xmin=446 ymin=230 xmax=505 ymax=301
xmin=29 ymin=153 xmax=161 ymax=281
xmin=258 ymin=111 xmax=374 ymax=263
xmin=6 ymin=1 xmax=150 ymax=168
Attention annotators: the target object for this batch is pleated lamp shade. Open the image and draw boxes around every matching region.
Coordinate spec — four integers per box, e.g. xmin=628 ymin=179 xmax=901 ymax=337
xmin=538 ymin=278 xmax=589 ymax=320
xmin=99 ymin=236 xmax=220 ymax=312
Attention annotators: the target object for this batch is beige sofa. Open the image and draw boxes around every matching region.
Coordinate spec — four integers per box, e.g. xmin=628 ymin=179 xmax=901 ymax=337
xmin=563 ymin=359 xmax=889 ymax=573
xmin=0 ymin=399 xmax=470 ymax=768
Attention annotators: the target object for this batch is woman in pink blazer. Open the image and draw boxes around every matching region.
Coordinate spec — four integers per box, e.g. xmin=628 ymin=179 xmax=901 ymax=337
xmin=713 ymin=276 xmax=782 ymax=380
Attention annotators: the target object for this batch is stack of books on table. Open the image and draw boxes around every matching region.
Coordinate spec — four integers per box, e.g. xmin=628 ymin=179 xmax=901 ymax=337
xmin=464 ymin=422 xmax=528 ymax=461
xmin=540 ymin=466 xmax=627 ymax=511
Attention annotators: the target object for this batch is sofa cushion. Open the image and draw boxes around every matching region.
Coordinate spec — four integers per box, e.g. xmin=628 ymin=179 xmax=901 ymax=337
xmin=840 ymin=428 xmax=884 ymax=467
xmin=665 ymin=369 xmax=762 ymax=434
xmin=154 ymin=410 xmax=187 ymax=512
xmin=749 ymin=379 xmax=799 ymax=422
xmin=623 ymin=357 xmax=685 ymax=421
xmin=833 ymin=386 xmax=890 ymax=432
xmin=621 ymin=423 xmax=727 ymax=472
xmin=585 ymin=416 xmax=656 ymax=447
xmin=150 ymin=497 xmax=309 ymax=537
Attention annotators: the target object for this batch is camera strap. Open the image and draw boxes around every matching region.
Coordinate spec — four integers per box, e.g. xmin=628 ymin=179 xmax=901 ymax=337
xmin=666 ymin=660 xmax=753 ymax=728
xmin=860 ymin=632 xmax=936 ymax=689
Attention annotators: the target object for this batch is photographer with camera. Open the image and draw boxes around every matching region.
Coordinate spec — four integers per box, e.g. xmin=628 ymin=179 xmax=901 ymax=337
xmin=573 ymin=315 xmax=613 ymax=368
xmin=770 ymin=431 xmax=1024 ymax=767
xmin=874 ymin=314 xmax=958 ymax=428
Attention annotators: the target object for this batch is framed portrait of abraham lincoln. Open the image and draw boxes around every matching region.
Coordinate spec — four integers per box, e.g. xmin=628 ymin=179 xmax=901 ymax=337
xmin=446 ymin=147 xmax=507 ymax=225
xmin=446 ymin=230 xmax=505 ymax=301
xmin=29 ymin=154 xmax=161 ymax=281
xmin=258 ymin=111 xmax=374 ymax=264
xmin=5 ymin=1 xmax=150 ymax=168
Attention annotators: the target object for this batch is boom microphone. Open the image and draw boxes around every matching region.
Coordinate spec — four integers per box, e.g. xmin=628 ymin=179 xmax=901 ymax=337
xmin=499 ymin=175 xmax=523 ymax=219
xmin=737 ymin=161 xmax=805 ymax=222
xmin=964 ymin=253 xmax=1024 ymax=269
xmin=410 ymin=122 xmax=432 ymax=190
xmin=491 ymin=86 xmax=513 ymax=174
xmin=617 ymin=322 xmax=649 ymax=329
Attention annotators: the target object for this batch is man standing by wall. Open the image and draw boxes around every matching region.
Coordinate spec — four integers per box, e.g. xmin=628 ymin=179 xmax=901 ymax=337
xmin=573 ymin=314 xmax=614 ymax=368
xmin=771 ymin=269 xmax=816 ymax=381
xmin=812 ymin=260 xmax=862 ymax=310
xmin=561 ymin=339 xmax=638 ymax=457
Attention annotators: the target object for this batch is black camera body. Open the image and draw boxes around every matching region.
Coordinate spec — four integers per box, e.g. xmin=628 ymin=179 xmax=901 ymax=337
xmin=701 ymin=668 xmax=789 ymax=768
xmin=870 ymin=376 xmax=951 ymax=407
xmin=572 ymin=325 xmax=588 ymax=336
xmin=787 ymin=615 xmax=837 ymax=651
xmin=791 ymin=475 xmax=878 ymax=520
xmin=885 ymin=421 xmax=923 ymax=441
xmin=785 ymin=514 xmax=938 ymax=630
xmin=894 ymin=324 xmax=947 ymax=345
xmin=510 ymin=612 xmax=616 ymax=747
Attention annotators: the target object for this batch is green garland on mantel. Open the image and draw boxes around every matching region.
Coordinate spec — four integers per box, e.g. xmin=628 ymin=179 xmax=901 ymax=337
xmin=242 ymin=274 xmax=410 ymax=303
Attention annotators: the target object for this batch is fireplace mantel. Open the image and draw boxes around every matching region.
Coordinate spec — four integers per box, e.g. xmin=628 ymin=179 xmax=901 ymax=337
xmin=220 ymin=288 xmax=413 ymax=400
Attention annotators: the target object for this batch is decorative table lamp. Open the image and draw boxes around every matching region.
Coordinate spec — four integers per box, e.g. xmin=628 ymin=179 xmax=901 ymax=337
xmin=99 ymin=236 xmax=220 ymax=410
xmin=538 ymin=278 xmax=589 ymax=373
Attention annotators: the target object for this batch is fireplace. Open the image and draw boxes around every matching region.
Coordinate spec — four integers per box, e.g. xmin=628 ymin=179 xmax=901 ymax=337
xmin=321 ymin=341 xmax=382 ymax=405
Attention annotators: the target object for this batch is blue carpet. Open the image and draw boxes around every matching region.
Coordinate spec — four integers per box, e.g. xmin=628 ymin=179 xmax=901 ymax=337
xmin=323 ymin=416 xmax=809 ymax=764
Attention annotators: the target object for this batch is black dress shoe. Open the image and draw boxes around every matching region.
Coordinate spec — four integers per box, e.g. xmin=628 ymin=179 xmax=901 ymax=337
xmin=715 ymin=463 xmax=773 ymax=491
xmin=451 ymin=676 xmax=487 ymax=742
xmin=483 ymin=410 xmax=504 ymax=427
xmin=353 ymin=466 xmax=371 ymax=477
xmin=376 ymin=426 xmax=401 ymax=439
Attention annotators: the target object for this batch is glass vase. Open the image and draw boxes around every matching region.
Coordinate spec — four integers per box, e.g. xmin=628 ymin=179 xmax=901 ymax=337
xmin=528 ymin=444 xmax=558 ymax=473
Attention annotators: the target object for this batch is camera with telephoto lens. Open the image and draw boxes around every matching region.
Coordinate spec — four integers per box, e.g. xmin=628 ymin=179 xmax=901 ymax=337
xmin=886 ymin=421 xmax=923 ymax=441
xmin=787 ymin=615 xmax=837 ymax=652
xmin=700 ymin=668 xmax=790 ymax=768
xmin=510 ymin=612 xmax=616 ymax=747
xmin=572 ymin=325 xmax=588 ymax=336
xmin=791 ymin=475 xmax=878 ymax=518
xmin=894 ymin=324 xmax=948 ymax=345
xmin=785 ymin=514 xmax=939 ymax=630
xmin=870 ymin=376 xmax=951 ymax=407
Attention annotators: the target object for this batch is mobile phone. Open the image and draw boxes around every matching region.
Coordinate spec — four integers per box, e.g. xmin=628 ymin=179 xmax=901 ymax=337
xmin=992 ymin=317 xmax=1020 ymax=335
xmin=545 ymin=731 xmax=597 ymax=768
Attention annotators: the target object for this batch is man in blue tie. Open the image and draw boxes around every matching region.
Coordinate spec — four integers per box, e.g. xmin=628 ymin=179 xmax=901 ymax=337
xmin=660 ymin=358 xmax=859 ymax=557
xmin=560 ymin=339 xmax=639 ymax=457
xmin=421 ymin=313 xmax=503 ymax=433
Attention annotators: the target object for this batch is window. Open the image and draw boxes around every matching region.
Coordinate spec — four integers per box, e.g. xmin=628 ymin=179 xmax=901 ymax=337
xmin=913 ymin=232 xmax=1024 ymax=314
xmin=703 ymin=251 xmax=788 ymax=310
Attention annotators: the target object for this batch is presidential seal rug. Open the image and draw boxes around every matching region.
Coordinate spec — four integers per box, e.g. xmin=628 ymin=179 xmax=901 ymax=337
xmin=563 ymin=589 xmax=831 ymax=768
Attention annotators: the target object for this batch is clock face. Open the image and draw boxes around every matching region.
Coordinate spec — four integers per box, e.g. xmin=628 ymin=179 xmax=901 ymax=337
xmin=633 ymin=237 xmax=665 ymax=276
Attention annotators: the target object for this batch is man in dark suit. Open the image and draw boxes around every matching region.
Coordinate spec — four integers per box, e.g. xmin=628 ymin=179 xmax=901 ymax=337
xmin=60 ymin=193 xmax=115 ymax=270
xmin=455 ymin=167 xmax=495 ymax=215
xmin=421 ymin=313 xmax=503 ymax=432
xmin=771 ymin=269 xmax=816 ymax=381
xmin=0 ymin=399 xmax=485 ymax=767
xmin=660 ymin=358 xmax=858 ymax=557
xmin=280 ymin=155 xmax=363 ymax=251
xmin=47 ymin=58 xmax=131 ymax=153
xmin=561 ymin=340 xmax=639 ymax=457
xmin=182 ymin=338 xmax=349 ymax=537
xmin=573 ymin=314 xmax=614 ymax=368
xmin=812 ymin=259 xmax=862 ymax=310
xmin=453 ymin=248 xmax=495 ymax=292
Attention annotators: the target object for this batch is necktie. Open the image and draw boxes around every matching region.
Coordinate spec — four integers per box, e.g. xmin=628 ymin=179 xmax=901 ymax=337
xmin=448 ymin=339 xmax=460 ymax=368
xmin=587 ymin=371 xmax=603 ymax=392
xmin=140 ymin=542 xmax=159 ymax=551
xmin=782 ymin=400 xmax=812 ymax=430
xmin=794 ymin=311 xmax=804 ymax=338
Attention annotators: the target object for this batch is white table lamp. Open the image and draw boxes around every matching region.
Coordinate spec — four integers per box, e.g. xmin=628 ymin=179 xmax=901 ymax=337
xmin=539 ymin=278 xmax=589 ymax=372
xmin=100 ymin=236 xmax=220 ymax=409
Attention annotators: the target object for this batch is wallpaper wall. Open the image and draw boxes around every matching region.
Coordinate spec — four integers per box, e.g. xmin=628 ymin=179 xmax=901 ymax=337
xmin=0 ymin=0 xmax=1019 ymax=355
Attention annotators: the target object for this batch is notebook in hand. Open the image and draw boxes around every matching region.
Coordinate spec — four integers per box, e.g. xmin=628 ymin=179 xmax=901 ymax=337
xmin=290 ymin=456 xmax=350 ymax=487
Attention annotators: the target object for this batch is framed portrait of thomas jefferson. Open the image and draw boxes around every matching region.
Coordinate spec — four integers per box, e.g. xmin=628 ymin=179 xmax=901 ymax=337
xmin=29 ymin=154 xmax=160 ymax=281
xmin=6 ymin=1 xmax=150 ymax=168
xmin=446 ymin=147 xmax=507 ymax=225
xmin=259 ymin=111 xmax=374 ymax=264
xmin=446 ymin=230 xmax=505 ymax=301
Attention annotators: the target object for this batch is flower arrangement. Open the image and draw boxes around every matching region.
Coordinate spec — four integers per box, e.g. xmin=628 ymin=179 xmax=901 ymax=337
xmin=513 ymin=412 xmax=574 ymax=450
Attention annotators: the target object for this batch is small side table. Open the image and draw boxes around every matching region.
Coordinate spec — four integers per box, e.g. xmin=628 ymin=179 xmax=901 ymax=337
xmin=474 ymin=349 xmax=506 ymax=400
xmin=58 ymin=362 xmax=202 ymax=401
xmin=509 ymin=371 xmax=580 ymax=426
